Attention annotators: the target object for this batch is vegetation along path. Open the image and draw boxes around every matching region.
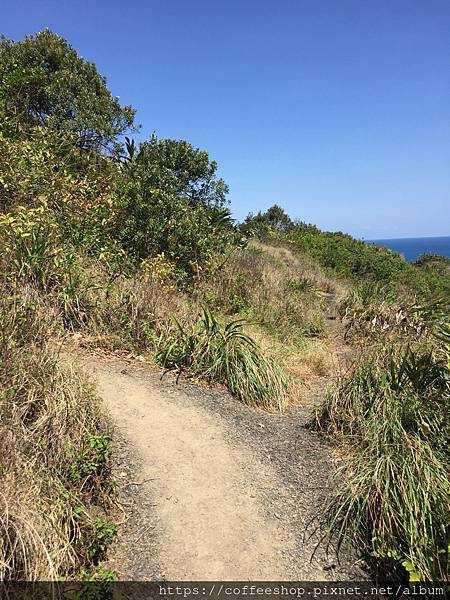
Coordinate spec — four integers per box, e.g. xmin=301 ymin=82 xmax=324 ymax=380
xmin=81 ymin=353 xmax=363 ymax=581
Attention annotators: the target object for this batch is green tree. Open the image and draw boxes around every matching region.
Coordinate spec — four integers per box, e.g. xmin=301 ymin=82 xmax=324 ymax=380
xmin=130 ymin=134 xmax=229 ymax=207
xmin=117 ymin=135 xmax=235 ymax=275
xmin=0 ymin=29 xmax=135 ymax=151
xmin=242 ymin=204 xmax=293 ymax=238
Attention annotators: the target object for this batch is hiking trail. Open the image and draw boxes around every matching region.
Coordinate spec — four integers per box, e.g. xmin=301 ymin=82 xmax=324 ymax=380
xmin=79 ymin=334 xmax=363 ymax=581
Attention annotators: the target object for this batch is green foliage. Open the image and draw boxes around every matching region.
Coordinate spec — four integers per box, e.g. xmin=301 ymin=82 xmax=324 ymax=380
xmin=0 ymin=204 xmax=110 ymax=332
xmin=157 ymin=308 xmax=289 ymax=410
xmin=116 ymin=135 xmax=237 ymax=276
xmin=68 ymin=434 xmax=114 ymax=499
xmin=288 ymin=223 xmax=408 ymax=281
xmin=73 ymin=568 xmax=117 ymax=600
xmin=79 ymin=566 xmax=117 ymax=582
xmin=73 ymin=509 xmax=117 ymax=566
xmin=0 ymin=30 xmax=135 ymax=151
xmin=84 ymin=518 xmax=117 ymax=564
xmin=0 ymin=204 xmax=75 ymax=291
xmin=415 ymin=252 xmax=450 ymax=276
xmin=130 ymin=134 xmax=229 ymax=207
xmin=242 ymin=204 xmax=293 ymax=238
xmin=245 ymin=207 xmax=450 ymax=303
xmin=0 ymin=127 xmax=65 ymax=212
xmin=0 ymin=126 xmax=123 ymax=269
xmin=315 ymin=332 xmax=450 ymax=581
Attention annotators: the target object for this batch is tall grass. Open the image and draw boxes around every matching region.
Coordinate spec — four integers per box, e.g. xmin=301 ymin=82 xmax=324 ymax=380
xmin=157 ymin=308 xmax=289 ymax=411
xmin=339 ymin=282 xmax=449 ymax=344
xmin=200 ymin=244 xmax=329 ymax=346
xmin=0 ymin=291 xmax=115 ymax=579
xmin=315 ymin=336 xmax=450 ymax=581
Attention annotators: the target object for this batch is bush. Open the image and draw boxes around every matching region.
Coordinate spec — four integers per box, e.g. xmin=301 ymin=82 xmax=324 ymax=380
xmin=0 ymin=127 xmax=123 ymax=266
xmin=0 ymin=204 xmax=75 ymax=291
xmin=115 ymin=135 xmax=238 ymax=278
xmin=414 ymin=253 xmax=450 ymax=277
xmin=68 ymin=434 xmax=114 ymax=501
xmin=0 ymin=292 xmax=115 ymax=579
xmin=156 ymin=308 xmax=289 ymax=410
xmin=0 ymin=29 xmax=135 ymax=151
xmin=314 ymin=336 xmax=450 ymax=581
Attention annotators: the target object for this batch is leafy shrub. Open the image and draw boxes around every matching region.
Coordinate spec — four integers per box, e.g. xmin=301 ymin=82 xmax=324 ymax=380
xmin=288 ymin=224 xmax=408 ymax=281
xmin=81 ymin=517 xmax=117 ymax=564
xmin=0 ymin=206 xmax=109 ymax=333
xmin=0 ymin=204 xmax=74 ymax=291
xmin=241 ymin=204 xmax=294 ymax=238
xmin=115 ymin=135 xmax=238 ymax=278
xmin=156 ymin=308 xmax=289 ymax=410
xmin=68 ymin=434 xmax=114 ymax=500
xmin=0 ymin=127 xmax=123 ymax=267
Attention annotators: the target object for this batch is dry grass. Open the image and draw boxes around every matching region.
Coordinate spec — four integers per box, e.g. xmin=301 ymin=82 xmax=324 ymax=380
xmin=200 ymin=242 xmax=343 ymax=346
xmin=0 ymin=290 xmax=114 ymax=580
xmin=194 ymin=241 xmax=349 ymax=407
xmin=61 ymin=261 xmax=193 ymax=354
xmin=337 ymin=283 xmax=448 ymax=344
xmin=244 ymin=323 xmax=336 ymax=407
xmin=251 ymin=240 xmax=348 ymax=296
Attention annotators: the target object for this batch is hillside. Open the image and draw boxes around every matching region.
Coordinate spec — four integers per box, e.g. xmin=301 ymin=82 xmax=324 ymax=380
xmin=0 ymin=30 xmax=449 ymax=585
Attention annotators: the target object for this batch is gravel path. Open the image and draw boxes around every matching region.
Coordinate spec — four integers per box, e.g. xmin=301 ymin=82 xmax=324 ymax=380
xmin=78 ymin=354 xmax=365 ymax=581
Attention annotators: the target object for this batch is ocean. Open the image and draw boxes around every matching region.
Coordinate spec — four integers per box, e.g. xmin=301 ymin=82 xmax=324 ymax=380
xmin=367 ymin=236 xmax=450 ymax=262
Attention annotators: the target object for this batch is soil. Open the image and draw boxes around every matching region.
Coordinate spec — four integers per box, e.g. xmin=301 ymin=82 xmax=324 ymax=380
xmin=75 ymin=333 xmax=366 ymax=581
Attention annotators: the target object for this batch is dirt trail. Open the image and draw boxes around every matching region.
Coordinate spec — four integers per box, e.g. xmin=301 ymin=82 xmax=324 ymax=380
xmin=80 ymin=355 xmax=363 ymax=581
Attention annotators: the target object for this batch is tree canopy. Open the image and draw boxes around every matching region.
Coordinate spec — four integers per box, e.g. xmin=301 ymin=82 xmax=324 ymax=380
xmin=130 ymin=135 xmax=229 ymax=208
xmin=242 ymin=204 xmax=293 ymax=237
xmin=117 ymin=134 xmax=235 ymax=273
xmin=0 ymin=29 xmax=135 ymax=151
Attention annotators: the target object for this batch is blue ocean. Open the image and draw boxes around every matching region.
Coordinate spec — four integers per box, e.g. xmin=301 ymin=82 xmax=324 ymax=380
xmin=367 ymin=236 xmax=450 ymax=262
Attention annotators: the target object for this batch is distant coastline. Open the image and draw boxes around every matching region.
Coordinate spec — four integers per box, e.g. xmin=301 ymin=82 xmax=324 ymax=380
xmin=366 ymin=235 xmax=450 ymax=262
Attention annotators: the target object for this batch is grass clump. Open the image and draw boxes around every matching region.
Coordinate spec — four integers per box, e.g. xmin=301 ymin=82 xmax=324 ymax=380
xmin=339 ymin=283 xmax=449 ymax=345
xmin=201 ymin=243 xmax=331 ymax=346
xmin=157 ymin=308 xmax=289 ymax=411
xmin=0 ymin=293 xmax=116 ymax=580
xmin=314 ymin=333 xmax=450 ymax=581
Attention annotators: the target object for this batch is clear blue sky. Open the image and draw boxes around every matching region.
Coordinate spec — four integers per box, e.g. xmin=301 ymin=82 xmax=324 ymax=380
xmin=3 ymin=0 xmax=450 ymax=238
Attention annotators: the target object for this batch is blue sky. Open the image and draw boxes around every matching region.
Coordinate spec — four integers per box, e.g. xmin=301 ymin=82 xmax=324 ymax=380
xmin=3 ymin=0 xmax=449 ymax=238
